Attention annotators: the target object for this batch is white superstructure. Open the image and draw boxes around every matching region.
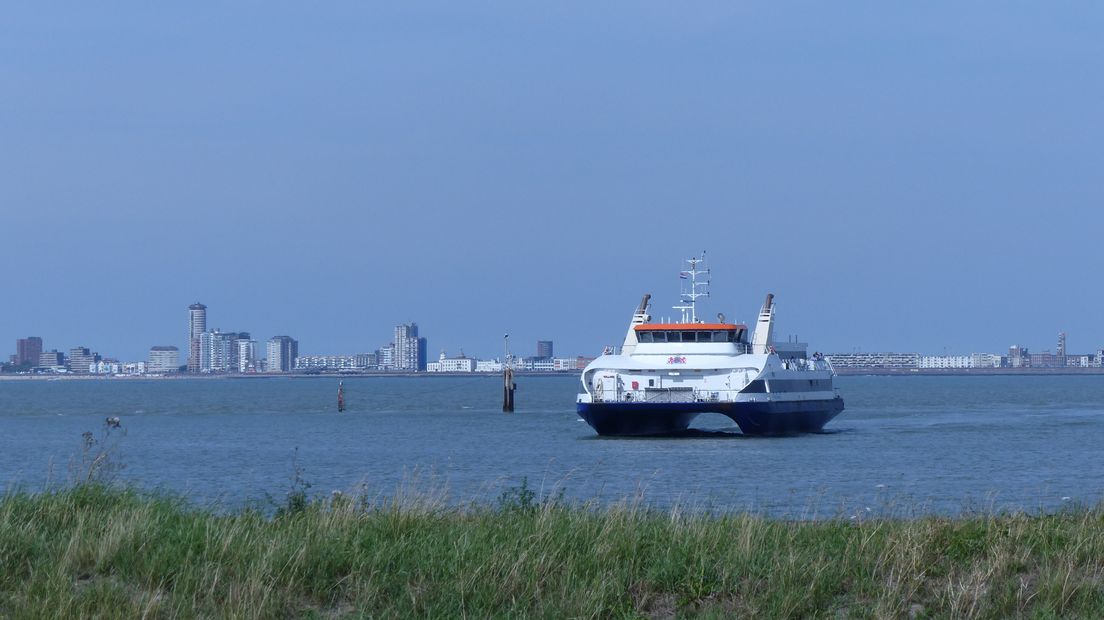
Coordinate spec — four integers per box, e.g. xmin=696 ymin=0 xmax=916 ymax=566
xmin=575 ymin=254 xmax=844 ymax=436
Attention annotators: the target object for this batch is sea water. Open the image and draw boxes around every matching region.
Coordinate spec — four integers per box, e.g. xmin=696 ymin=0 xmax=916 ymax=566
xmin=1 ymin=375 xmax=1102 ymax=517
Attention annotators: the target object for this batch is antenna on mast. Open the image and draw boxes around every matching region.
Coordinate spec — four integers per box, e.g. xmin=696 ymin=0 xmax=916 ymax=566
xmin=672 ymin=252 xmax=710 ymax=323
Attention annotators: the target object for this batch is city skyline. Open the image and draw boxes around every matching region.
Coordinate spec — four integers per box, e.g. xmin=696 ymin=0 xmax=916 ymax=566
xmin=3 ymin=4 xmax=1104 ymax=359
xmin=6 ymin=294 xmax=1101 ymax=374
xmin=4 ymin=299 xmax=583 ymax=374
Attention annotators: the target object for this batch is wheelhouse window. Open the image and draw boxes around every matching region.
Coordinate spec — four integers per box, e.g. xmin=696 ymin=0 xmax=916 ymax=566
xmin=637 ymin=328 xmax=743 ymax=343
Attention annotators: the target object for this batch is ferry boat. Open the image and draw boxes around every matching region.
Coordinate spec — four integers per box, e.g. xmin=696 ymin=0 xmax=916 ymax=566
xmin=576 ymin=255 xmax=844 ymax=436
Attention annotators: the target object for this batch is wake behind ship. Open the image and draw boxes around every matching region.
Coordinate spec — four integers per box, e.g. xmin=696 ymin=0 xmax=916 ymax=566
xmin=576 ymin=255 xmax=844 ymax=436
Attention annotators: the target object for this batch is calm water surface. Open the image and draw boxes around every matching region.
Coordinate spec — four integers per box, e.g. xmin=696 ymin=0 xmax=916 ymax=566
xmin=2 ymin=375 xmax=1102 ymax=517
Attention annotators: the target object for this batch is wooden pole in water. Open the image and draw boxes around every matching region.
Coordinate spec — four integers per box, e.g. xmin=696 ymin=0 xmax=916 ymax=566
xmin=337 ymin=381 xmax=346 ymax=412
xmin=503 ymin=333 xmax=515 ymax=412
xmin=503 ymin=366 xmax=515 ymax=412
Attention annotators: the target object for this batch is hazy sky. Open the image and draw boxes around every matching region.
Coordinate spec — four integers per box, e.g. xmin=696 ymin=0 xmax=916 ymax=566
xmin=3 ymin=3 xmax=1102 ymax=361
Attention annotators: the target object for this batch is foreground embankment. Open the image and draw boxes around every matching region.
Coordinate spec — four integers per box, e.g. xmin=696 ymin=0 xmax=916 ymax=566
xmin=2 ymin=486 xmax=1103 ymax=618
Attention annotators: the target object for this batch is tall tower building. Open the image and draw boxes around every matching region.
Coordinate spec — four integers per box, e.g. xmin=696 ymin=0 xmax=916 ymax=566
xmin=15 ymin=337 xmax=43 ymax=366
xmin=1057 ymin=331 xmax=1067 ymax=367
xmin=536 ymin=340 xmax=554 ymax=360
xmin=237 ymin=335 xmax=257 ymax=372
xmin=393 ymin=323 xmax=427 ymax=371
xmin=199 ymin=330 xmax=239 ymax=373
xmin=266 ymin=336 xmax=299 ymax=372
xmin=188 ymin=303 xmax=207 ymax=373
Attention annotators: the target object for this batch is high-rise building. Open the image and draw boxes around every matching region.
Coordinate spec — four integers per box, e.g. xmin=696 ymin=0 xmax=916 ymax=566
xmin=237 ymin=337 xmax=257 ymax=372
xmin=148 ymin=346 xmax=180 ymax=374
xmin=38 ymin=350 xmax=64 ymax=368
xmin=1008 ymin=345 xmax=1029 ymax=368
xmin=266 ymin=336 xmax=298 ymax=372
xmin=536 ymin=340 xmax=554 ymax=359
xmin=1057 ymin=332 xmax=1067 ymax=367
xmin=393 ymin=323 xmax=427 ymax=371
xmin=188 ymin=303 xmax=207 ymax=373
xmin=378 ymin=344 xmax=395 ymax=370
xmin=198 ymin=330 xmax=242 ymax=373
xmin=68 ymin=347 xmax=99 ymax=375
xmin=15 ymin=337 xmax=43 ymax=366
xmin=417 ymin=337 xmax=427 ymax=371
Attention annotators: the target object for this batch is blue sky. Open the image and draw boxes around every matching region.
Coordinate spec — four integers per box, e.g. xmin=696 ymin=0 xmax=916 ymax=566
xmin=3 ymin=2 xmax=1102 ymax=361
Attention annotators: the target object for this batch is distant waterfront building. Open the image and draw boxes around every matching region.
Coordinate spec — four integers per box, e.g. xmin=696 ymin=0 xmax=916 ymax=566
xmin=970 ymin=353 xmax=1002 ymax=369
xmin=68 ymin=347 xmax=99 ymax=375
xmin=15 ymin=337 xmax=43 ymax=366
xmin=199 ymin=330 xmax=233 ymax=373
xmin=148 ymin=346 xmax=180 ymax=374
xmin=513 ymin=357 xmax=555 ymax=372
xmin=426 ymin=350 xmax=476 ymax=373
xmin=393 ymin=323 xmax=428 ymax=371
xmin=531 ymin=358 xmax=555 ymax=372
xmin=1029 ymin=352 xmax=1060 ymax=368
xmin=295 ymin=355 xmax=368 ymax=371
xmin=38 ymin=350 xmax=64 ymax=368
xmin=824 ymin=352 xmax=920 ymax=368
xmin=553 ymin=357 xmax=592 ymax=371
xmin=266 ymin=336 xmax=298 ymax=373
xmin=1057 ymin=332 xmax=1067 ymax=367
xmin=919 ymin=355 xmax=972 ymax=369
xmin=378 ymin=344 xmax=395 ymax=370
xmin=1008 ymin=345 xmax=1029 ymax=368
xmin=475 ymin=359 xmax=503 ymax=373
xmin=237 ymin=338 xmax=257 ymax=373
xmin=1066 ymin=354 xmax=1092 ymax=368
xmin=121 ymin=362 xmax=147 ymax=376
xmin=356 ymin=352 xmax=378 ymax=369
xmin=92 ymin=360 xmax=122 ymax=375
xmin=536 ymin=340 xmax=553 ymax=360
xmin=188 ymin=303 xmax=207 ymax=373
xmin=197 ymin=331 xmax=252 ymax=373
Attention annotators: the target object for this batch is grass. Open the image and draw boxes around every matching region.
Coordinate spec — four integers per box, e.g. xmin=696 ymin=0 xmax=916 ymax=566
xmin=2 ymin=484 xmax=1104 ymax=618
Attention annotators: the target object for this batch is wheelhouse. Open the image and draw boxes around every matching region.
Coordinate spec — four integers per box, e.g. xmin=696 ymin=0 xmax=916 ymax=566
xmin=634 ymin=323 xmax=748 ymax=344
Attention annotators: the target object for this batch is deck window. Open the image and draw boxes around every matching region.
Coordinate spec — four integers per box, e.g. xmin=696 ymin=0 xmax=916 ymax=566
xmin=667 ymin=332 xmax=681 ymax=342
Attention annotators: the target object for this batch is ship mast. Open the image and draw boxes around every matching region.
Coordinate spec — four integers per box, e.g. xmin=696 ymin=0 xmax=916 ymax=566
xmin=672 ymin=252 xmax=710 ymax=324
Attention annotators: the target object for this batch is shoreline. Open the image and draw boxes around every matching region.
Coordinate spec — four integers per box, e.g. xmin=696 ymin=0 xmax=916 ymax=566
xmin=4 ymin=367 xmax=1104 ymax=380
xmin=0 ymin=371 xmax=578 ymax=381
xmin=833 ymin=367 xmax=1104 ymax=376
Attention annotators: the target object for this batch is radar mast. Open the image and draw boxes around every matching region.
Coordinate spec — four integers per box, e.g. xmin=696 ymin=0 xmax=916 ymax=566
xmin=672 ymin=252 xmax=710 ymax=323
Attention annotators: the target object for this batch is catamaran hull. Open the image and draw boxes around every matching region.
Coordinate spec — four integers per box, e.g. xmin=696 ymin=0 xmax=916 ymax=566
xmin=577 ymin=397 xmax=845 ymax=437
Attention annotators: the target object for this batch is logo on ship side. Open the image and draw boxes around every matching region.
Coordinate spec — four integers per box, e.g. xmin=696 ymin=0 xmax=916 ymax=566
xmin=667 ymin=356 xmax=687 ymax=364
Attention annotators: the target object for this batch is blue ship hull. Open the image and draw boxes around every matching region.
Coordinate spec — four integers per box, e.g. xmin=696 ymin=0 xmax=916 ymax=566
xmin=576 ymin=397 xmax=845 ymax=436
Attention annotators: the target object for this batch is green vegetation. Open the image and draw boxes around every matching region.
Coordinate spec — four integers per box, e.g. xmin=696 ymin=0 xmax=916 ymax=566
xmin=2 ymin=483 xmax=1104 ymax=618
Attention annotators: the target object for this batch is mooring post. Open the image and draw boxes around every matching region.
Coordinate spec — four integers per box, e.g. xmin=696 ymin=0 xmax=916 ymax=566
xmin=503 ymin=366 xmax=515 ymax=412
xmin=503 ymin=332 xmax=515 ymax=412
